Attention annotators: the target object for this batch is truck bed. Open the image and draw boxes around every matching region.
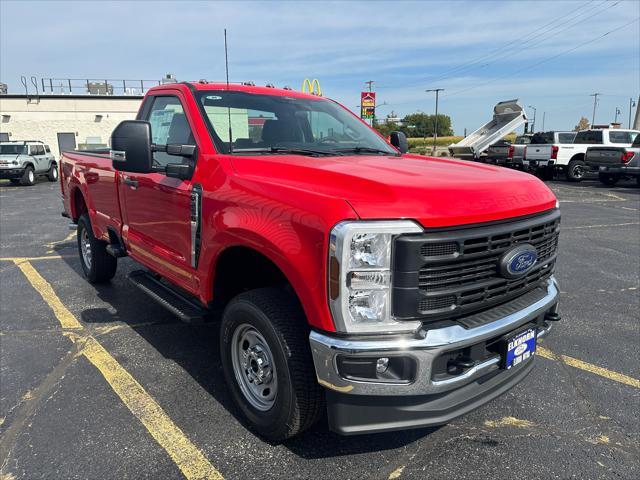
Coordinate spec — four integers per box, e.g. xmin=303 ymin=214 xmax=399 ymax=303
xmin=449 ymin=100 xmax=528 ymax=160
xmin=60 ymin=150 xmax=122 ymax=243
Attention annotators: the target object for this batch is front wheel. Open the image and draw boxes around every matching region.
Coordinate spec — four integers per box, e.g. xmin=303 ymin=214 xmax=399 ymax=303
xmin=47 ymin=163 xmax=58 ymax=182
xmin=220 ymin=288 xmax=323 ymax=441
xmin=20 ymin=166 xmax=36 ymax=186
xmin=77 ymin=214 xmax=117 ymax=283
xmin=566 ymin=159 xmax=586 ymax=182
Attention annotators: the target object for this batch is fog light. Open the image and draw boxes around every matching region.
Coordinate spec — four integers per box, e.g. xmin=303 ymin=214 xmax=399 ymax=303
xmin=376 ymin=357 xmax=390 ymax=373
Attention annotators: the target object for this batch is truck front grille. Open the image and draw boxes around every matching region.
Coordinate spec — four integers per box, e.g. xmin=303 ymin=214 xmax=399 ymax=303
xmin=392 ymin=209 xmax=560 ymax=323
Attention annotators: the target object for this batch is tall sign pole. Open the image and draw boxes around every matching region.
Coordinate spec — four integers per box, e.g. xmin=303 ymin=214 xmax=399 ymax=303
xmin=426 ymin=88 xmax=444 ymax=154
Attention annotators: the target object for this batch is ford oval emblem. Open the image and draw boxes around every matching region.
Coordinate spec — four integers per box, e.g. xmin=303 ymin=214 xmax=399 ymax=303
xmin=499 ymin=244 xmax=538 ymax=278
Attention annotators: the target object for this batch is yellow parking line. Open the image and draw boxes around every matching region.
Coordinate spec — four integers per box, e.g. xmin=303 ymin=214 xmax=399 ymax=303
xmin=14 ymin=260 xmax=223 ymax=480
xmin=15 ymin=261 xmax=82 ymax=330
xmin=538 ymin=346 xmax=640 ymax=389
xmin=0 ymin=255 xmax=72 ymax=262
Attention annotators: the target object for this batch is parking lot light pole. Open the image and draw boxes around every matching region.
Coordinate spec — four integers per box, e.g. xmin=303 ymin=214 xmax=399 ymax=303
xmin=542 ymin=112 xmax=546 ymax=131
xmin=628 ymin=98 xmax=636 ymax=129
xmin=528 ymin=105 xmax=536 ymax=133
xmin=426 ymin=88 xmax=444 ymax=154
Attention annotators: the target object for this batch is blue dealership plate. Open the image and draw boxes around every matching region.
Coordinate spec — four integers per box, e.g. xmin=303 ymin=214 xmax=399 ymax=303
xmin=501 ymin=327 xmax=537 ymax=369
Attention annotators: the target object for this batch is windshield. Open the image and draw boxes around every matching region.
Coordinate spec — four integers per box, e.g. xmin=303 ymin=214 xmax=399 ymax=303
xmin=0 ymin=144 xmax=28 ymax=155
xmin=196 ymin=91 xmax=398 ymax=156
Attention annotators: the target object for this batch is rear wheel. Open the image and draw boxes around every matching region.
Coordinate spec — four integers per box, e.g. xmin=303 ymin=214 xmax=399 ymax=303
xmin=598 ymin=172 xmax=620 ymax=186
xmin=220 ymin=288 xmax=323 ymax=441
xmin=77 ymin=214 xmax=117 ymax=283
xmin=541 ymin=166 xmax=555 ymax=181
xmin=47 ymin=163 xmax=58 ymax=182
xmin=566 ymin=159 xmax=586 ymax=182
xmin=20 ymin=166 xmax=36 ymax=186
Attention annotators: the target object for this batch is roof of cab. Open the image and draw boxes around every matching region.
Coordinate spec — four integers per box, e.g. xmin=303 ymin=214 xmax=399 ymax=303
xmin=147 ymin=81 xmax=325 ymax=100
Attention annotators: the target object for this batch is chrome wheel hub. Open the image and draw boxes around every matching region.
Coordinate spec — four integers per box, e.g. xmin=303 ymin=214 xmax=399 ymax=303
xmin=80 ymin=228 xmax=92 ymax=269
xmin=231 ymin=324 xmax=277 ymax=411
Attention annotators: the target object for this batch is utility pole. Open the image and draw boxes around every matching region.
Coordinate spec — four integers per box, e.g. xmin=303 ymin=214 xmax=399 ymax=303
xmin=590 ymin=93 xmax=600 ymax=126
xmin=629 ymin=98 xmax=637 ymax=129
xmin=426 ymin=88 xmax=444 ymax=154
xmin=527 ymin=105 xmax=537 ymax=133
xmin=542 ymin=112 xmax=546 ymax=131
xmin=614 ymin=107 xmax=621 ymax=123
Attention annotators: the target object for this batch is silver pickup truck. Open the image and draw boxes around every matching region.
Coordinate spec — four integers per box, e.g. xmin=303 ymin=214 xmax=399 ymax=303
xmin=586 ymin=133 xmax=640 ymax=186
xmin=486 ymin=135 xmax=531 ymax=169
xmin=0 ymin=141 xmax=58 ymax=186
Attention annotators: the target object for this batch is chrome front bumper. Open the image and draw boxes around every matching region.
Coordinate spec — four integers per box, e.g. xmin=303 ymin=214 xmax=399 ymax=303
xmin=310 ymin=277 xmax=559 ymax=397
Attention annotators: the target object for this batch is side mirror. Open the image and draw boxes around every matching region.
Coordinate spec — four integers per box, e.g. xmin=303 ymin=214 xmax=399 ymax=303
xmin=389 ymin=131 xmax=409 ymax=154
xmin=110 ymin=120 xmax=153 ymax=173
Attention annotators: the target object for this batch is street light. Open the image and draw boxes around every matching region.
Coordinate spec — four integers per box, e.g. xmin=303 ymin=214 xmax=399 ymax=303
xmin=527 ymin=105 xmax=537 ymax=133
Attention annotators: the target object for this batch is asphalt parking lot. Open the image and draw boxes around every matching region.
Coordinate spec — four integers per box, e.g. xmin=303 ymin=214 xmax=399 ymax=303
xmin=1 ymin=177 xmax=639 ymax=480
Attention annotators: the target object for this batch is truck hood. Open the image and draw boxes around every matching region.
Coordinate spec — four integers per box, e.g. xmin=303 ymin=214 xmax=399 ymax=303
xmin=231 ymin=153 xmax=557 ymax=228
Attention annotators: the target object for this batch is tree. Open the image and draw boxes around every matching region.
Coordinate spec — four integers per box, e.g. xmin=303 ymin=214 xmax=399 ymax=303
xmin=574 ymin=117 xmax=590 ymax=131
xmin=400 ymin=113 xmax=453 ymax=138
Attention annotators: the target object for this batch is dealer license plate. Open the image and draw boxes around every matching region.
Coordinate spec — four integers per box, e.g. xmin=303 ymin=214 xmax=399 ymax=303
xmin=599 ymin=166 xmax=607 ymax=171
xmin=501 ymin=327 xmax=536 ymax=369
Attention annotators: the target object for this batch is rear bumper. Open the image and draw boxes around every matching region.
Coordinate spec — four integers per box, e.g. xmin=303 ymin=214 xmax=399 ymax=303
xmin=310 ymin=277 xmax=559 ymax=434
xmin=0 ymin=168 xmax=25 ymax=179
xmin=587 ymin=164 xmax=640 ymax=175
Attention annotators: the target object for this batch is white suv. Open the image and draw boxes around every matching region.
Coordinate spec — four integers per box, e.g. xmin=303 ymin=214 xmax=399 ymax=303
xmin=0 ymin=141 xmax=58 ymax=186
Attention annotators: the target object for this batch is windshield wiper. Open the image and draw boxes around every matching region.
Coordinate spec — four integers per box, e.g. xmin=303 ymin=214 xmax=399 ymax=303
xmin=233 ymin=146 xmax=336 ymax=156
xmin=334 ymin=146 xmax=399 ymax=156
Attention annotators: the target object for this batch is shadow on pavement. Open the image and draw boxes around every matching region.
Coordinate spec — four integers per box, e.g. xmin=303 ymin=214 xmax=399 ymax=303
xmin=56 ymin=250 xmax=435 ymax=458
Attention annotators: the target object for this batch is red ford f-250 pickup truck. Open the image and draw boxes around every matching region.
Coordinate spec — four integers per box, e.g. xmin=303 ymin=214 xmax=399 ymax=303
xmin=60 ymin=82 xmax=561 ymax=440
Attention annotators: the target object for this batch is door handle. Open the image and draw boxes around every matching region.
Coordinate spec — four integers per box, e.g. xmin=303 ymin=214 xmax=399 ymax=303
xmin=124 ymin=177 xmax=139 ymax=188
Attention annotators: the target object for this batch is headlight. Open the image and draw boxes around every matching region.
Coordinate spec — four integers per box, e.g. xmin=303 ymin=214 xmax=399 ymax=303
xmin=328 ymin=220 xmax=423 ymax=334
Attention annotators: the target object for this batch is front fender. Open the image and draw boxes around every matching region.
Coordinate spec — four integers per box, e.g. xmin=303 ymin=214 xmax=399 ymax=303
xmin=198 ymin=177 xmax=358 ymax=332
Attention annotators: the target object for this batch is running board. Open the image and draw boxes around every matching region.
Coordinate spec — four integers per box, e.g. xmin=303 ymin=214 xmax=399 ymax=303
xmin=127 ymin=270 xmax=207 ymax=323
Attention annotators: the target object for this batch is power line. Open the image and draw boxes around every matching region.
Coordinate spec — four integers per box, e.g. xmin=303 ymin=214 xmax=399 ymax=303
xmin=418 ymin=0 xmax=611 ymax=87
xmin=445 ymin=17 xmax=639 ymax=98
xmin=377 ymin=0 xmax=612 ymax=90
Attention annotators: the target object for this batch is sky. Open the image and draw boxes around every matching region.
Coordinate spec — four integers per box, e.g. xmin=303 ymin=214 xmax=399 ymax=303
xmin=1 ymin=0 xmax=638 ymax=135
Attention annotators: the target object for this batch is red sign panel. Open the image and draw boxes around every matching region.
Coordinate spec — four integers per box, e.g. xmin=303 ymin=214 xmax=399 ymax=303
xmin=361 ymin=92 xmax=376 ymax=119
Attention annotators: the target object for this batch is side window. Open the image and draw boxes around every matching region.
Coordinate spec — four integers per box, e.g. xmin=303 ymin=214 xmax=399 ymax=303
xmin=609 ymin=131 xmax=631 ymax=144
xmin=146 ymin=96 xmax=195 ymax=166
xmin=44 ymin=145 xmax=51 ymax=154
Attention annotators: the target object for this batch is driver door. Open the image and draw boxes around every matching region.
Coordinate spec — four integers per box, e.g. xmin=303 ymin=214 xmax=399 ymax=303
xmin=120 ymin=93 xmax=199 ymax=291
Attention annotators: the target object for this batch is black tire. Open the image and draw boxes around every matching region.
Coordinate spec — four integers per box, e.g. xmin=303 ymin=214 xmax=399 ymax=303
xmin=47 ymin=163 xmax=58 ymax=182
xmin=541 ymin=166 xmax=555 ymax=181
xmin=566 ymin=159 xmax=586 ymax=182
xmin=77 ymin=214 xmax=117 ymax=283
xmin=20 ymin=166 xmax=36 ymax=186
xmin=220 ymin=288 xmax=323 ymax=441
xmin=598 ymin=172 xmax=620 ymax=186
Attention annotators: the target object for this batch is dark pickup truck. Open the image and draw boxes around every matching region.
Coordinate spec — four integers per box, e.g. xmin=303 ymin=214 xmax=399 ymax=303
xmin=586 ymin=133 xmax=640 ymax=185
